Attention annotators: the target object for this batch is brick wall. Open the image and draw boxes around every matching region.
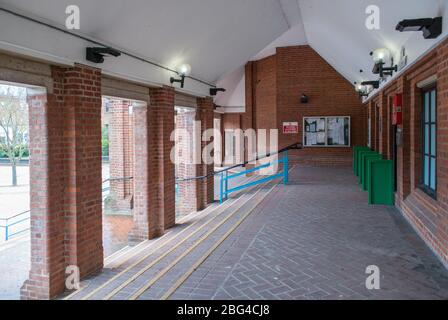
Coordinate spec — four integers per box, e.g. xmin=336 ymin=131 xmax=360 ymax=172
xmin=21 ymin=63 xmax=103 ymax=300
xmin=176 ymin=110 xmax=202 ymax=214
xmin=367 ymin=38 xmax=448 ymax=267
xmin=197 ymin=97 xmax=215 ymax=207
xmin=236 ymin=45 xmax=366 ymax=166
xmin=109 ymin=98 xmax=134 ymax=210
xmin=130 ymin=86 xmax=176 ymax=242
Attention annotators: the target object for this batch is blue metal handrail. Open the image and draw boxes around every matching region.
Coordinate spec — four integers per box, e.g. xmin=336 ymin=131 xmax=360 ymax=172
xmin=175 ymin=142 xmax=301 ymax=204
xmin=219 ymin=150 xmax=289 ymax=203
xmin=0 ymin=210 xmax=31 ymax=241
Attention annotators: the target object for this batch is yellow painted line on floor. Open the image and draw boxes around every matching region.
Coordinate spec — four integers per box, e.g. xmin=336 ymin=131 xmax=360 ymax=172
xmin=128 ymin=180 xmax=281 ymax=301
xmin=160 ymin=184 xmax=278 ymax=300
xmin=105 ymin=175 xmax=260 ymax=270
xmin=160 ymin=165 xmax=295 ymax=300
xmin=63 ymin=174 xmax=262 ymax=300
xmin=108 ymin=187 xmax=264 ymax=300
xmin=81 ymin=197 xmax=245 ymax=300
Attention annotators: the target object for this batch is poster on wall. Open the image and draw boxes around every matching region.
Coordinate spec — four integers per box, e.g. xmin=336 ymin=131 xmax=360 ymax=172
xmin=282 ymin=122 xmax=299 ymax=134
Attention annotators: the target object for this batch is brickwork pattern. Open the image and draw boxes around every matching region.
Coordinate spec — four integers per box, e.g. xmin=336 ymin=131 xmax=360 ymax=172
xmin=21 ymin=64 xmax=103 ymax=300
xmin=368 ymin=38 xmax=448 ymax=266
xmin=109 ymin=99 xmax=134 ymax=208
xmin=170 ymin=167 xmax=448 ymax=300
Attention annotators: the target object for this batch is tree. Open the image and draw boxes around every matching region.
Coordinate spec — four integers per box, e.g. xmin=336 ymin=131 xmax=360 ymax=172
xmin=0 ymin=85 xmax=29 ymax=186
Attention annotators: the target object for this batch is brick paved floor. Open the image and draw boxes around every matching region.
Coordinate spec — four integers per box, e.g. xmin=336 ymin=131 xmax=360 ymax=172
xmin=170 ymin=166 xmax=448 ymax=300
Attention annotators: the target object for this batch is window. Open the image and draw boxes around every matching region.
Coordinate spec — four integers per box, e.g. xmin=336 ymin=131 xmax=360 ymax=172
xmin=421 ymin=87 xmax=437 ymax=197
xmin=303 ymin=116 xmax=350 ymax=147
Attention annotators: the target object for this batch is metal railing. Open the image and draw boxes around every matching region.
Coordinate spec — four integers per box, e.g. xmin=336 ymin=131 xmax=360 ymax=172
xmin=0 ymin=177 xmax=133 ymax=242
xmin=102 ymin=176 xmax=133 ymax=200
xmin=0 ymin=210 xmax=31 ymax=241
xmin=176 ymin=142 xmax=302 ymax=204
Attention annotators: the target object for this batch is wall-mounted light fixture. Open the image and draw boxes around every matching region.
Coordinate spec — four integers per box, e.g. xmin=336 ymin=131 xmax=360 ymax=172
xmin=361 ymin=80 xmax=380 ymax=89
xmin=370 ymin=48 xmax=397 ymax=78
xmin=170 ymin=64 xmax=192 ymax=88
xmin=86 ymin=47 xmax=121 ymax=63
xmin=396 ymin=17 xmax=442 ymax=39
xmin=354 ymin=83 xmax=369 ymax=97
xmin=300 ymin=94 xmax=309 ymax=104
xmin=210 ymin=88 xmax=226 ymax=96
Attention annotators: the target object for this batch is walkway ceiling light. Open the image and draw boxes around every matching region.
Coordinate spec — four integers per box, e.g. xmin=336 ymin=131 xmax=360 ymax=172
xmin=370 ymin=48 xmax=397 ymax=78
xmin=396 ymin=17 xmax=442 ymax=39
xmin=210 ymin=88 xmax=226 ymax=96
xmin=170 ymin=64 xmax=191 ymax=88
xmin=354 ymin=83 xmax=369 ymax=98
xmin=86 ymin=47 xmax=121 ymax=64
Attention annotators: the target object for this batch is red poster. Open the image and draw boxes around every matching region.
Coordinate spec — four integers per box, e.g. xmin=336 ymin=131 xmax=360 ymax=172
xmin=283 ymin=122 xmax=299 ymax=134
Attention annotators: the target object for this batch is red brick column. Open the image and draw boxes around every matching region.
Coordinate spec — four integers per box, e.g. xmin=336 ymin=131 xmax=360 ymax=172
xmin=176 ymin=110 xmax=202 ymax=215
xmin=21 ymin=87 xmax=66 ymax=300
xmin=396 ymin=76 xmax=411 ymax=204
xmin=21 ymin=64 xmax=103 ymax=299
xmin=378 ymin=92 xmax=388 ymax=156
xmin=63 ymin=64 xmax=103 ymax=281
xmin=109 ymin=99 xmax=134 ymax=210
xmin=197 ymin=97 xmax=215 ymax=207
xmin=129 ymin=86 xmax=175 ymax=241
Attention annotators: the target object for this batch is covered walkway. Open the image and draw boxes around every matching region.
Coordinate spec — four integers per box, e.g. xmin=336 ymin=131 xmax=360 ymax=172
xmin=63 ymin=167 xmax=448 ymax=300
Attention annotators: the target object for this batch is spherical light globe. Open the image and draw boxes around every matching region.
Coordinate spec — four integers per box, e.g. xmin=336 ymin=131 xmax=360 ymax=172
xmin=371 ymin=48 xmax=391 ymax=64
xmin=178 ymin=64 xmax=192 ymax=76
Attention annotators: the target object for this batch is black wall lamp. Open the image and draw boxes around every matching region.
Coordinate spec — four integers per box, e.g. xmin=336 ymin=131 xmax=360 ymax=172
xmin=86 ymin=47 xmax=121 ymax=63
xmin=354 ymin=82 xmax=370 ymax=98
xmin=170 ymin=74 xmax=186 ymax=88
xmin=170 ymin=64 xmax=192 ymax=89
xmin=370 ymin=48 xmax=397 ymax=78
xmin=396 ymin=17 xmax=442 ymax=39
xmin=210 ymin=88 xmax=226 ymax=96
xmin=300 ymin=94 xmax=309 ymax=104
xmin=361 ymin=80 xmax=380 ymax=89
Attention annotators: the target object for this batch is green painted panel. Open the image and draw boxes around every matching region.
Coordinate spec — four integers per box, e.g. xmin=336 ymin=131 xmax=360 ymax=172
xmin=363 ymin=154 xmax=382 ymax=191
xmin=358 ymin=151 xmax=377 ymax=185
xmin=354 ymin=147 xmax=371 ymax=176
xmin=369 ymin=160 xmax=395 ymax=206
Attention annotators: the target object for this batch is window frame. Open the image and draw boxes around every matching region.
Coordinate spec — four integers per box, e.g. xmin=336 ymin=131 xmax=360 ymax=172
xmin=420 ymin=85 xmax=437 ymax=199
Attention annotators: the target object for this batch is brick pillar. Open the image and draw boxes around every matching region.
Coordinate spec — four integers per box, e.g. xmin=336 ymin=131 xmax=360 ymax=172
xmin=63 ymin=64 xmax=103 ymax=280
xmin=109 ymin=99 xmax=134 ymax=210
xmin=396 ymin=76 xmax=411 ymax=204
xmin=21 ymin=64 xmax=103 ymax=300
xmin=378 ymin=92 xmax=388 ymax=156
xmin=176 ymin=110 xmax=202 ymax=215
xmin=129 ymin=86 xmax=175 ymax=242
xmin=21 ymin=88 xmax=66 ymax=300
xmin=367 ymin=101 xmax=373 ymax=148
xmin=197 ymin=97 xmax=215 ymax=207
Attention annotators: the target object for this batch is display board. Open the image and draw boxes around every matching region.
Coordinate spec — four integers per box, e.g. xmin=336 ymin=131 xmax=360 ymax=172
xmin=303 ymin=116 xmax=350 ymax=147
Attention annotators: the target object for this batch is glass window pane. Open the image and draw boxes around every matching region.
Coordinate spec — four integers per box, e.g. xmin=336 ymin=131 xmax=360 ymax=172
xmin=431 ymin=90 xmax=436 ymax=123
xmin=430 ymin=158 xmax=436 ymax=190
xmin=424 ymin=156 xmax=430 ymax=186
xmin=431 ymin=125 xmax=436 ymax=156
xmin=425 ymin=93 xmax=430 ymax=122
xmin=425 ymin=125 xmax=430 ymax=154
